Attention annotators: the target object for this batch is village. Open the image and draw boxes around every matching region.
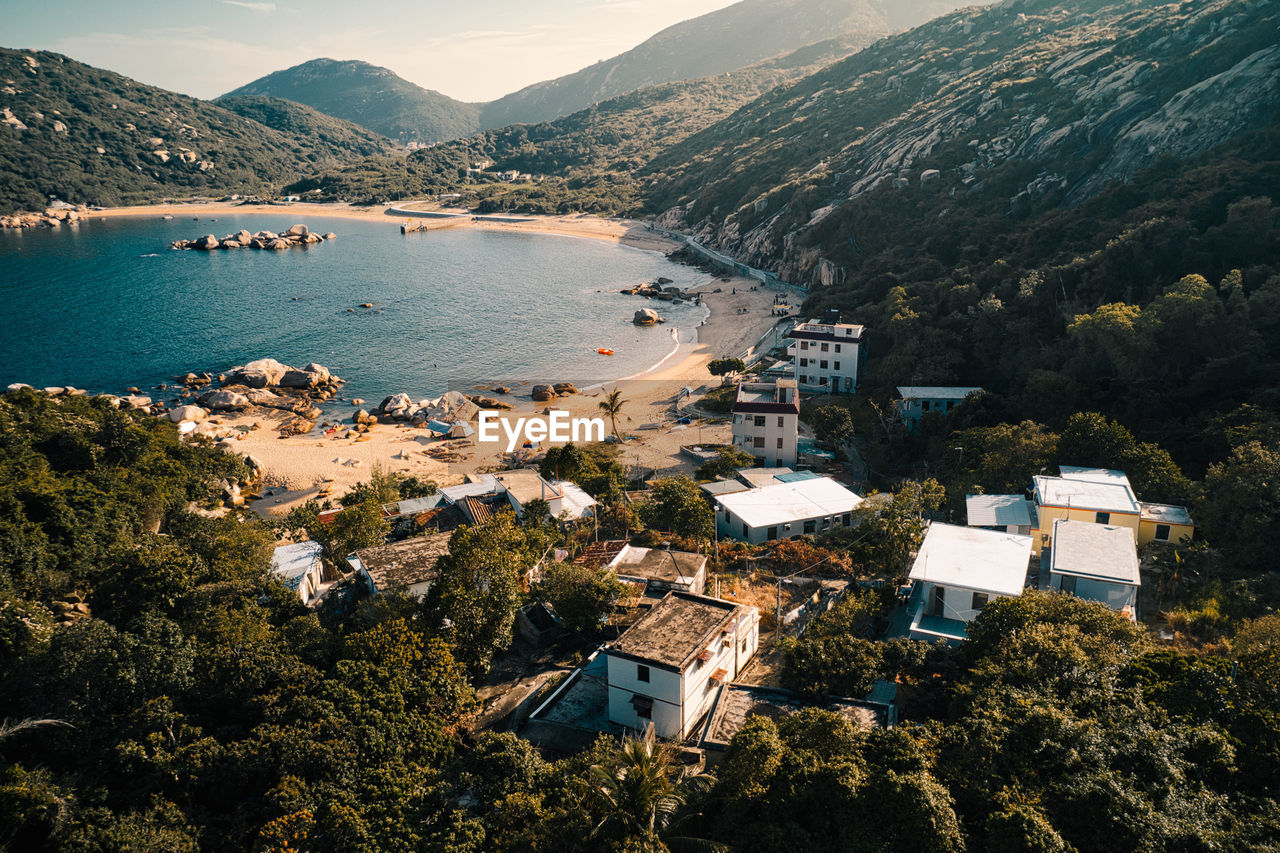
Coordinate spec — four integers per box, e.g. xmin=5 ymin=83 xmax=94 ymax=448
xmin=262 ymin=308 xmax=1198 ymax=764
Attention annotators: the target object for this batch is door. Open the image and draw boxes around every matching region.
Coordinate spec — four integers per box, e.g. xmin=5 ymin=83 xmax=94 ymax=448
xmin=929 ymin=585 xmax=946 ymax=617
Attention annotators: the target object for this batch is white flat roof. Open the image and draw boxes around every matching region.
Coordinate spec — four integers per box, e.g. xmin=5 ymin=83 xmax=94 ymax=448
xmin=1050 ymin=520 xmax=1140 ymax=585
xmin=1058 ymin=466 xmax=1133 ymax=491
xmin=1033 ymin=475 xmax=1140 ymax=514
xmin=271 ymin=541 xmax=322 ymax=583
xmin=440 ymin=473 xmax=499 ymax=502
xmin=715 ymin=477 xmax=863 ymax=529
xmin=554 ymin=480 xmax=597 ymax=520
xmin=897 ymin=386 xmax=982 ymax=400
xmin=909 ymin=523 xmax=1032 ymax=597
xmin=966 ymin=494 xmax=1033 ymax=528
xmin=1140 ymin=502 xmax=1194 ymax=526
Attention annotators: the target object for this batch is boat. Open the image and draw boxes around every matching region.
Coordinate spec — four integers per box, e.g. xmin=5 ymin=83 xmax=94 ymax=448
xmin=597 ymin=348 xmax=614 ymax=355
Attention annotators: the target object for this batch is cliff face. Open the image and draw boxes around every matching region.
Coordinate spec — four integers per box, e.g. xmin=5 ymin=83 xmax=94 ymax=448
xmin=644 ymin=0 xmax=1280 ymax=288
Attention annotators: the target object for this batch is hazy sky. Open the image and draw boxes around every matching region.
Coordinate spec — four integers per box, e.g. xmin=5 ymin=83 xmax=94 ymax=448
xmin=6 ymin=0 xmax=741 ymax=102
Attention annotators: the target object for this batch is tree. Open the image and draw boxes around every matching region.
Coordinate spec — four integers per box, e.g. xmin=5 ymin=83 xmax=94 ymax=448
xmin=708 ymin=358 xmax=745 ymax=377
xmin=536 ymin=561 xmax=628 ymax=635
xmin=1055 ymin=412 xmax=1191 ymax=503
xmin=636 ymin=477 xmax=714 ymax=541
xmin=1201 ymin=441 xmax=1280 ymax=569
xmin=309 ymin=497 xmax=389 ymax=577
xmin=949 ymin=420 xmax=1057 ymax=496
xmin=694 ymin=446 xmax=755 ymax=481
xmin=598 ymin=388 xmax=628 ymax=441
xmin=808 ymin=405 xmax=855 ymax=447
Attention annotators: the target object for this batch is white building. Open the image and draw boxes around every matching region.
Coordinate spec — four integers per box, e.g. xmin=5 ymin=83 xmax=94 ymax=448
xmin=787 ymin=319 xmax=866 ymax=393
xmin=965 ymin=494 xmax=1036 ymax=535
xmin=1030 ymin=469 xmax=1142 ymax=555
xmin=908 ymin=523 xmax=1032 ymax=642
xmin=1047 ymin=520 xmax=1141 ymax=620
xmin=731 ymin=379 xmax=799 ymax=467
xmin=896 ymin=386 xmax=982 ymax=431
xmin=270 ymin=541 xmax=324 ymax=606
xmin=439 ymin=470 xmax=596 ymax=522
xmin=605 ymin=591 xmax=759 ymax=739
xmin=607 ymin=544 xmax=708 ymax=597
xmin=714 ymin=476 xmax=863 ymax=544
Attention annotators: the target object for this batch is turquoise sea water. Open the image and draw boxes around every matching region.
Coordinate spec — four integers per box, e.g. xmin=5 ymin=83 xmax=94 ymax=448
xmin=0 ymin=214 xmax=708 ymax=404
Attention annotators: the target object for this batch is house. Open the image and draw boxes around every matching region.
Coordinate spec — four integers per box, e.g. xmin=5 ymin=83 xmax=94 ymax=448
xmin=1030 ymin=467 xmax=1142 ymax=555
xmin=607 ymin=544 xmax=708 ymax=597
xmin=605 ymin=591 xmax=760 ymax=739
xmin=1138 ymin=502 xmax=1195 ymax=546
xmin=731 ymin=380 xmax=799 ymax=467
xmin=896 ymin=386 xmax=982 ymax=431
xmin=438 ymin=470 xmax=596 ymax=522
xmin=348 ymin=532 xmax=452 ymax=598
xmin=965 ymin=494 xmax=1036 ymax=535
xmin=271 ymin=541 xmax=324 ymax=606
xmin=714 ymin=476 xmax=863 ymax=544
xmin=1047 ymin=520 xmax=1140 ymax=620
xmin=787 ymin=319 xmax=866 ymax=393
xmin=495 ymin=469 xmax=566 ymax=517
xmin=907 ymin=523 xmax=1033 ymax=643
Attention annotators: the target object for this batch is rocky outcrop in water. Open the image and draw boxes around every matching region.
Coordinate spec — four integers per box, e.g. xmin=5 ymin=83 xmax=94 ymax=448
xmin=170 ymin=224 xmax=330 ymax=251
xmin=1 ymin=203 xmax=88 ymax=229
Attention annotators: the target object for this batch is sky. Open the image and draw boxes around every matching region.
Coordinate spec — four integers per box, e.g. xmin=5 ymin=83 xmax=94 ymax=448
xmin=5 ymin=0 xmax=742 ymax=102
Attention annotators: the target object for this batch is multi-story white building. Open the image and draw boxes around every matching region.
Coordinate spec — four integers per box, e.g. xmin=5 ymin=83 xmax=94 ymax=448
xmin=787 ymin=319 xmax=866 ymax=393
xmin=605 ymin=591 xmax=759 ymax=739
xmin=731 ymin=379 xmax=799 ymax=467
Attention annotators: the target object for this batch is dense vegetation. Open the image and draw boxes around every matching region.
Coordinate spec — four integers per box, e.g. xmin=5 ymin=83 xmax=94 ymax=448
xmin=221 ymin=59 xmax=482 ymax=146
xmin=0 ymin=48 xmax=395 ymax=213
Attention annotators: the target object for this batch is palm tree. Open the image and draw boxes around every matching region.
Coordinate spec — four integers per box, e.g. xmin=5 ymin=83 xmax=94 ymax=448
xmin=599 ymin=387 xmax=628 ymax=441
xmin=582 ymin=725 xmax=720 ymax=851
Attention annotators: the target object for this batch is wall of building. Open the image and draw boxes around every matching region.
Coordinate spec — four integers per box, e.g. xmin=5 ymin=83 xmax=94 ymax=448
xmin=1050 ymin=574 xmax=1138 ymax=616
xmin=607 ymin=656 xmax=684 ymax=738
xmin=716 ymin=505 xmax=855 ymax=545
xmin=731 ymin=411 xmax=798 ymax=467
xmin=792 ymin=339 xmax=860 ymax=393
xmin=1137 ymin=520 xmax=1195 ymax=546
xmin=1031 ymin=507 xmax=1140 ymax=555
xmin=917 ymin=581 xmax=1000 ymax=625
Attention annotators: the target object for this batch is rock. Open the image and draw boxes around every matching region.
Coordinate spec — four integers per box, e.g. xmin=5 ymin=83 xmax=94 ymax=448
xmin=255 ymin=230 xmax=278 ymax=241
xmin=378 ymin=393 xmax=413 ymax=416
xmin=219 ymin=236 xmax=245 ymax=249
xmin=323 ymin=232 xmax=336 ymax=240
xmin=532 ymin=384 xmax=556 ymax=402
xmin=199 ymin=389 xmax=249 ymax=410
xmin=633 ymin=308 xmax=661 ymax=326
xmin=553 ymin=382 xmax=578 ymax=395
xmin=359 ymin=302 xmax=373 ymax=308
xmin=235 ymin=229 xmax=252 ymax=243
xmin=244 ymin=454 xmax=263 ymax=471
xmin=43 ymin=386 xmax=65 ymax=396
xmin=352 ymin=408 xmax=375 ymax=425
xmin=121 ymin=394 xmax=153 ymax=409
xmin=279 ymin=363 xmax=328 ymax=389
xmin=351 ymin=398 xmax=365 ymax=406
xmin=920 ymin=169 xmax=941 ymax=184
xmin=656 ymin=276 xmax=673 ymax=285
xmin=94 ymin=394 xmax=121 ymax=408
xmin=168 ymin=405 xmax=207 ymax=423
xmin=195 ymin=234 xmax=219 ymax=250
xmin=266 ymin=238 xmax=291 ymax=250
xmin=228 ymin=358 xmax=289 ymax=388
xmin=6 ymin=383 xmax=32 ymax=391
xmin=284 ymin=223 xmax=309 ymax=237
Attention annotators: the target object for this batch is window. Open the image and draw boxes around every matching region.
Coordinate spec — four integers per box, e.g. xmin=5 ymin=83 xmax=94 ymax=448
xmin=742 ymin=523 xmax=749 ymax=537
xmin=820 ymin=342 xmax=829 ymax=352
xmin=800 ymin=341 xmax=809 ymax=350
xmin=819 ymin=377 xmax=828 ymax=385
xmin=754 ymin=415 xmax=766 ymax=427
xmin=1095 ymin=512 xmax=1110 ymax=524
xmin=835 ymin=344 xmax=842 ymax=353
xmin=803 ymin=520 xmax=816 ymax=534
xmin=630 ymin=694 xmax=653 ymax=719
xmin=1059 ymin=575 xmax=1077 ymax=594
xmin=833 ymin=361 xmax=840 ymax=370
xmin=767 ymin=526 xmax=778 ymax=541
xmin=946 ymin=400 xmax=956 ymax=410
xmin=800 ymin=358 xmax=808 ymax=367
xmin=799 ymin=375 xmax=809 ymax=384
xmin=1155 ymin=523 xmax=1171 ymax=541
xmin=741 ymin=639 xmax=748 ymax=654
xmin=922 ymin=400 xmax=931 ymax=412
xmin=753 ymin=436 xmax=764 ymax=448
xmin=971 ymin=592 xmax=990 ymax=611
xmin=820 ymin=360 xmax=828 ymax=369
xmin=777 ymin=416 xmax=785 ymax=428
xmin=842 ymin=513 xmax=852 ymax=526
xmin=776 ymin=437 xmax=783 ymax=449
xmin=637 ymin=665 xmax=650 ymax=683
xmin=844 ymin=377 xmax=853 ymax=391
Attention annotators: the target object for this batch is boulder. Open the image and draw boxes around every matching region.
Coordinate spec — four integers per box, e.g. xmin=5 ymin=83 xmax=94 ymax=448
xmin=378 ymin=393 xmax=413 ymax=417
xmin=553 ymin=382 xmax=578 ymax=396
xmin=284 ymin=223 xmax=309 ymax=237
xmin=255 ymin=230 xmax=278 ymax=241
xmin=266 ymin=238 xmax=291 ymax=250
xmin=633 ymin=308 xmax=660 ymax=326
xmin=121 ymin=394 xmax=153 ymax=409
xmin=195 ymin=234 xmax=219 ymax=250
xmin=228 ymin=358 xmax=288 ymax=388
xmin=168 ymin=404 xmax=208 ymax=423
xmin=94 ymin=394 xmax=121 ymax=408
xmin=352 ymin=408 xmax=375 ymax=425
xmin=235 ymin=229 xmax=252 ymax=243
xmin=532 ymin=384 xmax=556 ymax=402
xmin=199 ymin=389 xmax=249 ymax=410
xmin=302 ymin=233 xmax=323 ymax=244
xmin=6 ymin=383 xmax=32 ymax=391
xmin=219 ymin=237 xmax=244 ymax=249
xmin=43 ymin=386 xmax=65 ymax=396
xmin=322 ymin=232 xmax=336 ymax=240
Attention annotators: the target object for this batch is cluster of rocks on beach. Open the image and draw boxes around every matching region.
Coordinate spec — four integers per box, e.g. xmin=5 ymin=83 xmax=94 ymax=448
xmin=0 ymin=202 xmax=89 ymax=229
xmin=622 ymin=276 xmax=701 ymax=325
xmin=170 ymin=223 xmax=335 ymax=251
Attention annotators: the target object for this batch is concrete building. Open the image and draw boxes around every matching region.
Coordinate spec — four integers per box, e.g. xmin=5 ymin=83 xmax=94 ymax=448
xmin=1030 ymin=468 xmax=1141 ymax=555
xmin=270 ymin=541 xmax=324 ymax=606
xmin=965 ymin=494 xmax=1036 ymax=535
xmin=1047 ymin=519 xmax=1141 ymax=620
xmin=731 ymin=380 xmax=799 ymax=467
xmin=787 ymin=319 xmax=866 ymax=393
xmin=605 ymin=592 xmax=759 ymax=739
xmin=896 ymin=386 xmax=983 ymax=431
xmin=907 ymin=523 xmax=1033 ymax=643
xmin=714 ymin=476 xmax=863 ymax=544
xmin=608 ymin=544 xmax=708 ymax=597
xmin=348 ymin=533 xmax=452 ymax=599
xmin=1138 ymin=502 xmax=1195 ymax=546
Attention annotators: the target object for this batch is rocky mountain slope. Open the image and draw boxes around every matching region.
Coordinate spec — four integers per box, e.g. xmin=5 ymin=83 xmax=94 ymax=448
xmin=643 ymin=0 xmax=1280 ymax=288
xmin=0 ymin=48 xmax=395 ymax=213
xmin=221 ymin=58 xmax=482 ymax=145
xmin=478 ymin=0 xmax=968 ymax=129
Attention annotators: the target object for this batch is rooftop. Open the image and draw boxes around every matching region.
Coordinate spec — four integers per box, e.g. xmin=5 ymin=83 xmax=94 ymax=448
xmin=1049 ymin=520 xmax=1140 ymax=585
xmin=737 ymin=467 xmax=796 ymax=488
xmin=271 ymin=541 xmax=322 ymax=588
xmin=610 ymin=545 xmax=706 ymax=586
xmin=788 ymin=320 xmax=866 ymax=342
xmin=715 ymin=477 xmax=863 ymax=529
xmin=1033 ymin=475 xmax=1140 ymax=514
xmin=966 ymin=494 xmax=1034 ymax=528
xmin=896 ymin=386 xmax=983 ymax=400
xmin=1058 ymin=466 xmax=1134 ymax=491
xmin=1140 ymin=502 xmax=1195 ymax=526
xmin=573 ymin=540 xmax=629 ymax=569
xmin=554 ymin=480 xmax=597 ymax=520
xmin=608 ymin=592 xmax=745 ymax=671
xmin=705 ymin=685 xmax=879 ymax=746
xmin=348 ymin=532 xmax=451 ymax=593
xmin=440 ymin=473 xmax=499 ymax=502
xmin=496 ymin=469 xmax=563 ymax=506
xmin=701 ymin=479 xmax=750 ymax=498
xmin=909 ymin=522 xmax=1032 ymax=598
xmin=732 ymin=381 xmax=799 ymax=414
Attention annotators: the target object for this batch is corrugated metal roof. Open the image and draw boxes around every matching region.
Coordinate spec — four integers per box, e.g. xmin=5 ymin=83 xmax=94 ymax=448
xmin=966 ymin=494 xmax=1034 ymax=527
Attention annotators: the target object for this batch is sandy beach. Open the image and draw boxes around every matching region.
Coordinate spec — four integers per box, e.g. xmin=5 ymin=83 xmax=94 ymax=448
xmin=91 ymin=200 xmax=798 ymax=515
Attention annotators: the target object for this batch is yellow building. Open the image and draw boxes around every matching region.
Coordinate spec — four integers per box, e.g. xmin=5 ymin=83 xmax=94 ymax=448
xmin=1030 ymin=467 xmax=1195 ymax=554
xmin=1138 ymin=502 xmax=1196 ymax=546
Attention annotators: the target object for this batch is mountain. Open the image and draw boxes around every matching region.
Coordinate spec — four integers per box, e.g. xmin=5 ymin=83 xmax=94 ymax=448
xmin=284 ymin=33 xmax=878 ymax=208
xmin=0 ymin=48 xmax=396 ymax=213
xmin=221 ymin=58 xmax=482 ymax=145
xmin=643 ymin=0 xmax=1280 ymax=287
xmin=478 ymin=0 xmax=968 ymax=129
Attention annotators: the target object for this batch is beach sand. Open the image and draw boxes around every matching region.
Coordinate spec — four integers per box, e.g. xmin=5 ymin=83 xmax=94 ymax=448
xmin=92 ymin=201 xmax=798 ymax=515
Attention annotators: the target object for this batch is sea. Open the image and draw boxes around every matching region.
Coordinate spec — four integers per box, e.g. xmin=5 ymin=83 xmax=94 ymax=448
xmin=0 ymin=214 xmax=710 ymax=407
